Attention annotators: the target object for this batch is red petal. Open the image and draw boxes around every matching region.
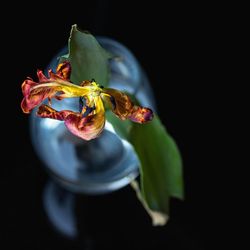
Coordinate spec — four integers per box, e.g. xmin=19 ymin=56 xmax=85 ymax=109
xmin=21 ymin=84 xmax=56 ymax=114
xmin=37 ymin=104 xmax=105 ymax=141
xmin=37 ymin=70 xmax=49 ymax=82
xmin=20 ymin=62 xmax=74 ymax=114
xmin=21 ymin=78 xmax=36 ymax=96
xmin=128 ymin=106 xmax=154 ymax=123
xmin=37 ymin=104 xmax=71 ymax=120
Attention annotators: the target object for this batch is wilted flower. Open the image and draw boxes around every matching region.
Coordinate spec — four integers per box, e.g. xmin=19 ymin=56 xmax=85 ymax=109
xmin=21 ymin=61 xmax=153 ymax=140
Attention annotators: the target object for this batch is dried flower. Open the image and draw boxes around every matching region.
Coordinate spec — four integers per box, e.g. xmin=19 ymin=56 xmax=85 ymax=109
xmin=21 ymin=61 xmax=153 ymax=140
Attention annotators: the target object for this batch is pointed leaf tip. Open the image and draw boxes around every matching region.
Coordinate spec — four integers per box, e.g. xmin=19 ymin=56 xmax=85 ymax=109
xmin=61 ymin=24 xmax=112 ymax=86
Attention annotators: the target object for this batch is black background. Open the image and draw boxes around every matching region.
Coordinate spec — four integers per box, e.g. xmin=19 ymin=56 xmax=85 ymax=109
xmin=1 ymin=1 xmax=231 ymax=249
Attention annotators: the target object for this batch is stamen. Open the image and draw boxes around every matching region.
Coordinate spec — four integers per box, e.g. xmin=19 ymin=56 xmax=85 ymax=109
xmin=82 ymin=105 xmax=96 ymax=118
xmin=79 ymin=96 xmax=86 ymax=112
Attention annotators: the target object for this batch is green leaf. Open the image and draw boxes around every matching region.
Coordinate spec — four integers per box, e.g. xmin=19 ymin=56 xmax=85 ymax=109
xmin=130 ymin=115 xmax=184 ymax=225
xmin=59 ymin=25 xmax=184 ymax=226
xmin=61 ymin=24 xmax=112 ymax=86
xmin=105 ymin=110 xmax=132 ymax=139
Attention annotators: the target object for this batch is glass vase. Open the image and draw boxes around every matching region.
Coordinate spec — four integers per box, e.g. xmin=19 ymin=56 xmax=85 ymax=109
xmin=30 ymin=37 xmax=156 ymax=237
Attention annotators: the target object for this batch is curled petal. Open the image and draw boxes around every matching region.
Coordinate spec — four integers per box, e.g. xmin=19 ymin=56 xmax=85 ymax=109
xmin=102 ymin=88 xmax=133 ymax=120
xmin=21 ymin=75 xmax=56 ymax=113
xmin=21 ymin=77 xmax=36 ymax=97
xmin=37 ymin=104 xmax=72 ymax=120
xmin=37 ymin=70 xmax=49 ymax=83
xmin=21 ymin=63 xmax=91 ymax=114
xmin=128 ymin=106 xmax=153 ymax=123
xmin=102 ymin=88 xmax=153 ymax=123
xmin=56 ymin=61 xmax=71 ymax=80
xmin=37 ymin=100 xmax=105 ymax=140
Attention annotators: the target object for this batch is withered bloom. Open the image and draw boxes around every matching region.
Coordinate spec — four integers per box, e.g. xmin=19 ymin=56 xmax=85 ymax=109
xmin=21 ymin=61 xmax=153 ymax=140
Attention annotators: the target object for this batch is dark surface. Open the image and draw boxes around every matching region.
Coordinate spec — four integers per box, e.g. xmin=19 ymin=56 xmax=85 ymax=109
xmin=2 ymin=1 xmax=228 ymax=249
